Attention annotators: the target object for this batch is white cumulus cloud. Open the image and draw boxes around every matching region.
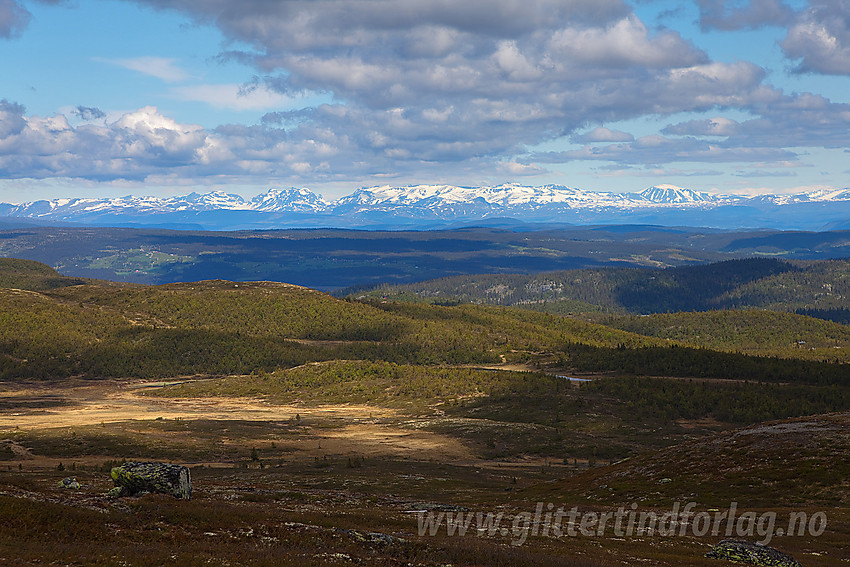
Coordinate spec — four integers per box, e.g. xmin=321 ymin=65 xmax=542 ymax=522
xmin=782 ymin=0 xmax=850 ymax=75
xmin=3 ymin=0 xmax=850 ymax=188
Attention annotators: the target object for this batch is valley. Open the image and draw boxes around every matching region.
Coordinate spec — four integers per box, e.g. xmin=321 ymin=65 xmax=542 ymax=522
xmin=2 ymin=225 xmax=850 ymax=291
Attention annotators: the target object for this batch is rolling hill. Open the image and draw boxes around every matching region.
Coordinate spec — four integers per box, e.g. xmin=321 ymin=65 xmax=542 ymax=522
xmin=1 ymin=258 xmax=669 ymax=380
xmin=364 ymin=257 xmax=850 ymax=315
xmin=593 ymin=309 xmax=850 ymax=362
xmin=3 ymin=257 xmax=850 ymax=380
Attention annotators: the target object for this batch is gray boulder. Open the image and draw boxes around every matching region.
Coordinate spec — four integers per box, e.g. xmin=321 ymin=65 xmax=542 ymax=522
xmin=706 ymin=539 xmax=801 ymax=567
xmin=110 ymin=462 xmax=192 ymax=499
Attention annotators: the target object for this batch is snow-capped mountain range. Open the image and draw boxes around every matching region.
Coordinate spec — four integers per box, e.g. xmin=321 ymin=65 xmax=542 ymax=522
xmin=1 ymin=184 xmax=849 ymax=231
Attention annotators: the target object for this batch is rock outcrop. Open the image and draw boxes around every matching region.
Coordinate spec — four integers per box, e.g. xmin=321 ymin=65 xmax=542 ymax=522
xmin=706 ymin=539 xmax=802 ymax=566
xmin=109 ymin=462 xmax=191 ymax=499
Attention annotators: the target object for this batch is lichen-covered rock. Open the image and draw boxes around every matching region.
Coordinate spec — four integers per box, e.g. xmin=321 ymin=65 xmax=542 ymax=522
xmin=57 ymin=477 xmax=81 ymax=490
xmin=107 ymin=486 xmax=125 ymax=498
xmin=706 ymin=539 xmax=802 ymax=567
xmin=110 ymin=462 xmax=191 ymax=499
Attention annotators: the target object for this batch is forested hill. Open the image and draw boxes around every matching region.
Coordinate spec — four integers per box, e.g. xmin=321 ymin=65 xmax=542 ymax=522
xmin=2 ymin=257 xmax=849 ymax=382
xmin=359 ymin=257 xmax=850 ymax=315
xmin=0 ymin=258 xmax=662 ymax=380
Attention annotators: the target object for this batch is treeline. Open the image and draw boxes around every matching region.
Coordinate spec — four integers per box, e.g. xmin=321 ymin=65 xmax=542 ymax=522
xmin=562 ymin=343 xmax=849 ymax=386
xmin=796 ymin=307 xmax=850 ymax=325
xmin=724 ymin=259 xmax=850 ymax=311
xmin=583 ymin=376 xmax=850 ymax=424
xmin=613 ymin=258 xmax=797 ymax=313
xmin=152 ymin=360 xmax=850 ymax=429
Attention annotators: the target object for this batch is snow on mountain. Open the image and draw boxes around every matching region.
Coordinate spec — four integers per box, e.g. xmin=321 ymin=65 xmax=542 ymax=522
xmin=175 ymin=191 xmax=251 ymax=211
xmin=333 ymin=183 xmax=642 ymax=213
xmin=741 ymin=188 xmax=850 ymax=206
xmin=332 ymin=185 xmax=481 ymax=208
xmin=334 ymin=183 xmax=733 ymax=213
xmin=9 ymin=198 xmax=104 ymax=217
xmin=5 ymin=192 xmax=253 ymax=217
xmin=251 ymin=188 xmax=328 ymax=212
xmin=2 ymin=184 xmax=849 ymax=230
xmin=472 ymin=184 xmax=613 ymax=207
xmin=638 ymin=185 xmax=716 ymax=204
xmin=332 ymin=185 xmax=501 ymax=218
xmin=783 ymin=188 xmax=850 ymax=204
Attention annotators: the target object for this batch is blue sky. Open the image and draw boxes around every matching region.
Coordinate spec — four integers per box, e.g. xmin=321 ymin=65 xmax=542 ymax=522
xmin=1 ymin=0 xmax=849 ymax=202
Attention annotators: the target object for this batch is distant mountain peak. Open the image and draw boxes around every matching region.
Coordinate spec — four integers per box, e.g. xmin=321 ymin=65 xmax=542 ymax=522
xmin=177 ymin=191 xmax=251 ymax=210
xmin=250 ymin=187 xmax=328 ymax=212
xmin=639 ymin=185 xmax=714 ymax=204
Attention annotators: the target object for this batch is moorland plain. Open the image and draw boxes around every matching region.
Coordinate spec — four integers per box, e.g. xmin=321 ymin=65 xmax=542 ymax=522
xmin=1 ymin=258 xmax=848 ymax=565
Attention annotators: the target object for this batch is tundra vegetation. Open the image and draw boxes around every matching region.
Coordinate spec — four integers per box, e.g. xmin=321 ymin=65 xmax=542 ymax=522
xmin=0 ymin=258 xmax=847 ymax=565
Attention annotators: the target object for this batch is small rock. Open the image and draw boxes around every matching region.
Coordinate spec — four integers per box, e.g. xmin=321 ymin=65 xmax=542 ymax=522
xmin=339 ymin=528 xmax=407 ymax=547
xmin=57 ymin=477 xmax=81 ymax=490
xmin=706 ymin=539 xmax=802 ymax=567
xmin=107 ymin=486 xmax=125 ymax=498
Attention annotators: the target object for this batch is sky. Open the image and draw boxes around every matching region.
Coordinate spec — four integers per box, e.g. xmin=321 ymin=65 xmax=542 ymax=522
xmin=1 ymin=0 xmax=849 ymax=202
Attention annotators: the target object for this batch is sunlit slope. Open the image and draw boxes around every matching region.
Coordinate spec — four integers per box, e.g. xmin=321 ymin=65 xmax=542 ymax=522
xmin=0 ymin=258 xmax=87 ymax=291
xmin=48 ymin=280 xmax=407 ymax=341
xmin=1 ymin=267 xmax=662 ymax=379
xmin=596 ymin=309 xmax=850 ymax=362
xmin=3 ymin=257 xmax=848 ymax=383
xmin=150 ymin=360 xmax=850 ymax=460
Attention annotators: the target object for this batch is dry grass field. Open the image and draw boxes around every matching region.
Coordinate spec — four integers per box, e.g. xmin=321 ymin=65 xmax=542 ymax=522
xmin=2 ymin=376 xmax=847 ymax=566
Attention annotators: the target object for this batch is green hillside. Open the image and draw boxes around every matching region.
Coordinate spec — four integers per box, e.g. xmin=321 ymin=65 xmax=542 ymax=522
xmin=361 ymin=257 xmax=850 ymax=316
xmin=1 ymin=259 xmax=668 ymax=379
xmin=0 ymin=257 xmax=87 ymax=291
xmin=594 ymin=309 xmax=850 ymax=362
xmin=722 ymin=258 xmax=850 ymax=310
xmin=2 ymin=257 xmax=848 ymax=386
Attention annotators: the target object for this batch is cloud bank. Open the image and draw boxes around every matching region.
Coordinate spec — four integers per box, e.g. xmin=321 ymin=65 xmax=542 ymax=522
xmin=1 ymin=0 xmax=850 ymax=190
